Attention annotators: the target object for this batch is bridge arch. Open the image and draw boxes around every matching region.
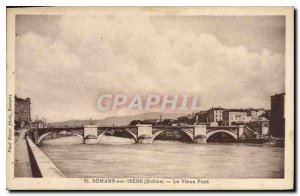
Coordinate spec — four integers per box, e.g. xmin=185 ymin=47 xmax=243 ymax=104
xmin=152 ymin=129 xmax=194 ymax=142
xmin=206 ymin=130 xmax=238 ymax=141
xmin=37 ymin=131 xmax=83 ymax=145
xmin=97 ymin=129 xmax=137 ymax=142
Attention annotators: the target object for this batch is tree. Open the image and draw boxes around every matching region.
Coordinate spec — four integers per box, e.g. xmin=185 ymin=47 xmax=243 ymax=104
xmin=129 ymin=120 xmax=142 ymax=126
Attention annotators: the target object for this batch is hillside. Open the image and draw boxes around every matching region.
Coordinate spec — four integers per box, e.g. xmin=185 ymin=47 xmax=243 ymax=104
xmin=48 ymin=112 xmax=184 ymax=127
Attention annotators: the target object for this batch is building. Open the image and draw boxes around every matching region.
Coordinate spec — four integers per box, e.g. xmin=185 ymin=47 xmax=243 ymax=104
xmin=31 ymin=119 xmax=47 ymax=129
xmin=250 ymin=109 xmax=270 ymax=135
xmin=222 ymin=109 xmax=250 ymax=126
xmin=270 ymin=93 xmax=285 ymax=138
xmin=222 ymin=108 xmax=271 ymax=126
xmin=207 ymin=107 xmax=226 ymax=125
xmin=15 ymin=95 xmax=31 ymax=129
xmin=248 ymin=108 xmax=268 ymax=120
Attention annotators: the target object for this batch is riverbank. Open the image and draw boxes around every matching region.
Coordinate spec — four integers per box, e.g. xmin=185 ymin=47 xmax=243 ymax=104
xmin=240 ymin=137 xmax=285 ymax=147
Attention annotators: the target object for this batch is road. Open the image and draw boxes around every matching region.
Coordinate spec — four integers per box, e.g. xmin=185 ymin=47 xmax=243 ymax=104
xmin=14 ymin=129 xmax=32 ymax=177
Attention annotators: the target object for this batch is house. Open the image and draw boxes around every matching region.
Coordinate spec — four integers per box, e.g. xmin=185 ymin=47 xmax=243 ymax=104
xmin=207 ymin=107 xmax=226 ymax=124
xmin=15 ymin=95 xmax=31 ymax=129
xmin=222 ymin=109 xmax=250 ymax=126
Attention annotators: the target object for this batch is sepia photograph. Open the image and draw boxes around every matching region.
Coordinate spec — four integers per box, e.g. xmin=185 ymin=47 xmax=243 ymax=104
xmin=6 ymin=6 xmax=294 ymax=190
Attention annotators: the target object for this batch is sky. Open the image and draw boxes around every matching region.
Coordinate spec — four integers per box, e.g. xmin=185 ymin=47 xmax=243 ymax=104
xmin=15 ymin=14 xmax=285 ymax=122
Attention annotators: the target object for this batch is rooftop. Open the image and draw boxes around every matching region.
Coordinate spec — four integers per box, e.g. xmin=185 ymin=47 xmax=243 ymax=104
xmin=15 ymin=95 xmax=31 ymax=103
xmin=270 ymin=92 xmax=285 ymax=97
xmin=224 ymin=109 xmax=247 ymax=112
xmin=209 ymin=106 xmax=226 ymax=111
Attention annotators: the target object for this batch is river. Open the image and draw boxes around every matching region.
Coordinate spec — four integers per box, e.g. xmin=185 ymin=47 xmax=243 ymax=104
xmin=39 ymin=136 xmax=284 ymax=179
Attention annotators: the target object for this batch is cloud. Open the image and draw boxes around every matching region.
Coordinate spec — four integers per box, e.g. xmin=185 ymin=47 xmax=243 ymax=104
xmin=16 ymin=15 xmax=285 ymax=121
xmin=16 ymin=32 xmax=84 ymax=120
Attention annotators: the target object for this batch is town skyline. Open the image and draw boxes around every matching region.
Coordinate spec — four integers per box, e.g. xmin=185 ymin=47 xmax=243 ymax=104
xmin=34 ymin=103 xmax=272 ymax=124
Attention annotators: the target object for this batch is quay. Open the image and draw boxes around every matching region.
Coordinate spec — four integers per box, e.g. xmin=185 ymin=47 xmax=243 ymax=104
xmin=14 ymin=130 xmax=32 ymax=177
xmin=14 ymin=129 xmax=64 ymax=178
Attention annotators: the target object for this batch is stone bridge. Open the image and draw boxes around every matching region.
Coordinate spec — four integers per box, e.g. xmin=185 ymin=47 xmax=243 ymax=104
xmin=28 ymin=124 xmax=245 ymax=145
xmin=28 ymin=127 xmax=84 ymax=145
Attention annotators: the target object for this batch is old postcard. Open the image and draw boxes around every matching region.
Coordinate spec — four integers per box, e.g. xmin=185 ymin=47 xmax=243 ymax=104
xmin=6 ymin=7 xmax=294 ymax=190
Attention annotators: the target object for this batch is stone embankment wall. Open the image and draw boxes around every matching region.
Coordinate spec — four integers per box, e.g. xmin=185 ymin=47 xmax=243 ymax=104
xmin=26 ymin=137 xmax=65 ymax=178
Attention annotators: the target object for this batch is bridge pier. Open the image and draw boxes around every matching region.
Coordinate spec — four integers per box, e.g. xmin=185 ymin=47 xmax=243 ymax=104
xmin=83 ymin=125 xmax=98 ymax=144
xmin=238 ymin=125 xmax=244 ymax=139
xmin=33 ymin=131 xmax=39 ymax=145
xmin=137 ymin=124 xmax=153 ymax=144
xmin=193 ymin=125 xmax=207 ymax=143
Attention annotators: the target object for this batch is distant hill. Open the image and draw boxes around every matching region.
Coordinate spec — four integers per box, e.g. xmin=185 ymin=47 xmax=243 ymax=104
xmin=48 ymin=112 xmax=184 ymax=127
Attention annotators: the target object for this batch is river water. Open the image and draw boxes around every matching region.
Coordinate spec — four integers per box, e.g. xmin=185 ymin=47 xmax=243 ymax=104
xmin=39 ymin=136 xmax=284 ymax=179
